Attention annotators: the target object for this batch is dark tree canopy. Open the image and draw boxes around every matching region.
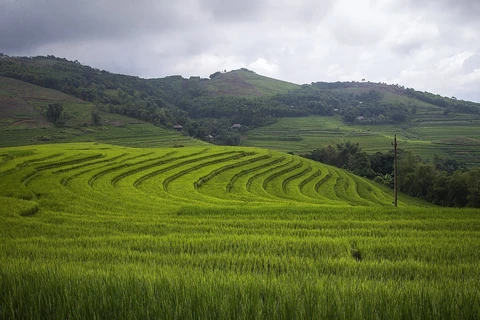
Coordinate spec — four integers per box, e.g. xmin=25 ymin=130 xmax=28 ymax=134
xmin=45 ymin=103 xmax=63 ymax=124
xmin=304 ymin=142 xmax=480 ymax=208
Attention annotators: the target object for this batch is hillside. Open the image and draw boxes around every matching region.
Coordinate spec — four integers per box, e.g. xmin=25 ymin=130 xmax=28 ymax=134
xmin=1 ymin=56 xmax=479 ymax=317
xmin=0 ymin=143 xmax=427 ymax=208
xmin=204 ymin=69 xmax=299 ymax=96
xmin=0 ymin=77 xmax=204 ymax=148
xmin=1 ymin=54 xmax=480 ymax=163
xmin=243 ymin=115 xmax=480 ymax=166
xmin=2 ymin=143 xmax=480 ymax=319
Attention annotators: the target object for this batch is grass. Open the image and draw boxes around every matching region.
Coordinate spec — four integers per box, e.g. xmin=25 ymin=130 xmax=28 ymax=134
xmin=0 ymin=123 xmax=206 ymax=148
xmin=203 ymin=70 xmax=299 ymax=97
xmin=0 ymin=76 xmax=206 ymax=148
xmin=242 ymin=115 xmax=480 ymax=166
xmin=1 ymin=143 xmax=479 ymax=318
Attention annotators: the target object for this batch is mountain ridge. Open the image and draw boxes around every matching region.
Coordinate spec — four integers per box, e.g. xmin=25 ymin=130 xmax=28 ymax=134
xmin=1 ymin=54 xmax=480 ymax=151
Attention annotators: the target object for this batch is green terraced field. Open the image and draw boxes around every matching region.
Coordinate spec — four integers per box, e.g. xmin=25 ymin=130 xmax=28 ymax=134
xmin=0 ymin=76 xmax=205 ymax=149
xmin=242 ymin=116 xmax=480 ymax=166
xmin=1 ymin=143 xmax=479 ymax=319
xmin=0 ymin=122 xmax=205 ymax=148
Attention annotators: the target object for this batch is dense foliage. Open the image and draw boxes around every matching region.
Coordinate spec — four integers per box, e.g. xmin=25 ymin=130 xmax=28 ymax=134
xmin=45 ymin=103 xmax=63 ymax=124
xmin=398 ymin=152 xmax=480 ymax=207
xmin=303 ymin=142 xmax=480 ymax=207
xmin=2 ymin=54 xmax=479 ymax=146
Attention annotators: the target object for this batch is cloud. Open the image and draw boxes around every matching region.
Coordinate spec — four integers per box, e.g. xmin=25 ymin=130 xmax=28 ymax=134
xmin=1 ymin=0 xmax=480 ymax=101
xmin=462 ymin=54 xmax=480 ymax=73
xmin=200 ymin=0 xmax=265 ymax=21
xmin=389 ymin=20 xmax=440 ymax=54
xmin=327 ymin=0 xmax=388 ymax=47
xmin=0 ymin=0 xmax=188 ymax=51
xmin=407 ymin=0 xmax=480 ymax=22
xmin=248 ymin=58 xmax=279 ymax=76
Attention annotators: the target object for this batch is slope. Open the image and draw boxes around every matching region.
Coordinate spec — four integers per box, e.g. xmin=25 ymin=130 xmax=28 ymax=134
xmin=2 ymin=54 xmax=480 ymax=166
xmin=2 ymin=143 xmax=479 ymax=320
xmin=0 ymin=143 xmax=428 ymax=210
xmin=204 ymin=69 xmax=299 ymax=97
xmin=243 ymin=82 xmax=480 ymax=166
xmin=243 ymin=115 xmax=480 ymax=166
xmin=0 ymin=77 xmax=205 ymax=148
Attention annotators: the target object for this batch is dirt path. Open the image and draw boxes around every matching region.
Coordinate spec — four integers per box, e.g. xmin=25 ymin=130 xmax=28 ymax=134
xmin=8 ymin=119 xmax=35 ymax=126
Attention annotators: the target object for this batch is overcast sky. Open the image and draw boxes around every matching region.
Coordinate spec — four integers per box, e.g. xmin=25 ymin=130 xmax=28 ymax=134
xmin=1 ymin=0 xmax=480 ymax=101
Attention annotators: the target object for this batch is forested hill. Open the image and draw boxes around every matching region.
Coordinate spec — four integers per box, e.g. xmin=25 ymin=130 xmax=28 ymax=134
xmin=1 ymin=54 xmax=480 ymax=144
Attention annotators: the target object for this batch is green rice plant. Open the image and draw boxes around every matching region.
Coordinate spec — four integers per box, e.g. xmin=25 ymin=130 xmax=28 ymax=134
xmin=316 ymin=167 xmax=340 ymax=201
xmin=194 ymin=153 xmax=268 ymax=190
xmin=262 ymin=158 xmax=303 ymax=199
xmin=1 ymin=143 xmax=479 ymax=319
xmin=225 ymin=155 xmax=285 ymax=198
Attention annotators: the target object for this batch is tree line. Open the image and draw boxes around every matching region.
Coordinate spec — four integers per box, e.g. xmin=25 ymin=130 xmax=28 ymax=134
xmin=302 ymin=142 xmax=480 ymax=208
xmin=1 ymin=55 xmax=479 ymax=146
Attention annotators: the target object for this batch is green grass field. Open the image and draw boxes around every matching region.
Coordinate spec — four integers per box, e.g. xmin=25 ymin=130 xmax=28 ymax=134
xmin=0 ymin=122 xmax=205 ymax=149
xmin=204 ymin=70 xmax=299 ymax=96
xmin=0 ymin=76 xmax=206 ymax=148
xmin=1 ymin=143 xmax=479 ymax=319
xmin=242 ymin=115 xmax=480 ymax=166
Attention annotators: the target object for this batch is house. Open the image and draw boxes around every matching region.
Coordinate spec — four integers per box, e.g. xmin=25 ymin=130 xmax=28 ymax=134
xmin=174 ymin=124 xmax=183 ymax=131
xmin=231 ymin=124 xmax=242 ymax=129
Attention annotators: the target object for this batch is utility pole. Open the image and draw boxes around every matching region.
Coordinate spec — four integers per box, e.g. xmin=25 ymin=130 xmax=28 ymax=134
xmin=393 ymin=134 xmax=398 ymax=207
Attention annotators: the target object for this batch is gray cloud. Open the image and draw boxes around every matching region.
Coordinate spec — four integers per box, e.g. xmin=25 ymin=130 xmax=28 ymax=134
xmin=463 ymin=54 xmax=480 ymax=73
xmin=1 ymin=0 xmax=480 ymax=101
xmin=0 ymin=0 xmax=184 ymax=51
xmin=201 ymin=0 xmax=265 ymax=21
xmin=403 ymin=0 xmax=480 ymax=23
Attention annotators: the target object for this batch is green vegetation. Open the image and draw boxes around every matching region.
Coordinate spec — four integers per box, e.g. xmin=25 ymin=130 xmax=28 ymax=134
xmin=205 ymin=68 xmax=299 ymax=96
xmin=2 ymin=55 xmax=479 ymax=166
xmin=1 ymin=54 xmax=480 ymax=317
xmin=242 ymin=115 xmax=480 ymax=166
xmin=3 ymin=55 xmax=478 ymax=148
xmin=0 ymin=76 xmax=204 ymax=148
xmin=45 ymin=103 xmax=63 ymax=123
xmin=1 ymin=143 xmax=480 ymax=318
xmin=302 ymin=141 xmax=480 ymax=207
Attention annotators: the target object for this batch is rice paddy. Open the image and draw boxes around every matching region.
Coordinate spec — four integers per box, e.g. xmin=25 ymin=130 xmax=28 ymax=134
xmin=242 ymin=115 xmax=480 ymax=166
xmin=1 ymin=143 xmax=479 ymax=319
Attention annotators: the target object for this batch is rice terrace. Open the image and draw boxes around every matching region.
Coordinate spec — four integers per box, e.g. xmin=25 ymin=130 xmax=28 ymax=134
xmin=1 ymin=142 xmax=479 ymax=319
xmin=0 ymin=54 xmax=480 ymax=319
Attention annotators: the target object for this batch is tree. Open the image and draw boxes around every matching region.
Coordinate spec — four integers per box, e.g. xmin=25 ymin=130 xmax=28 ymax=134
xmin=465 ymin=169 xmax=480 ymax=207
xmin=209 ymin=71 xmax=222 ymax=79
xmin=348 ymin=152 xmax=374 ymax=178
xmin=343 ymin=107 xmax=357 ymax=124
xmin=91 ymin=108 xmax=101 ymax=125
xmin=410 ymin=163 xmax=436 ymax=198
xmin=369 ymin=152 xmax=394 ymax=175
xmin=45 ymin=103 xmax=63 ymax=124
xmin=391 ymin=112 xmax=407 ymax=123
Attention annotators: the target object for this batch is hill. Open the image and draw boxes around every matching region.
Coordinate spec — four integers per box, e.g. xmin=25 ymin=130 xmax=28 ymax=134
xmin=0 ymin=77 xmax=204 ymax=148
xmin=1 ymin=54 xmax=480 ymax=164
xmin=204 ymin=69 xmax=299 ymax=96
xmin=2 ymin=143 xmax=480 ymax=319
xmin=0 ymin=143 xmax=427 ymax=208
xmin=242 ymin=115 xmax=480 ymax=166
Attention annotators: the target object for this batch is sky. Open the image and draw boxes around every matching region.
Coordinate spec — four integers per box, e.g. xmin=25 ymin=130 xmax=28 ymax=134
xmin=1 ymin=0 xmax=480 ymax=101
